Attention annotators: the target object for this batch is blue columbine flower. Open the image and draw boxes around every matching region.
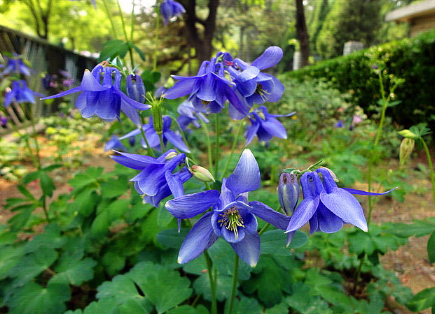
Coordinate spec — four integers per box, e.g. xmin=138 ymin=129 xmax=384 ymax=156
xmin=165 ymin=149 xmax=290 ymax=266
xmin=104 ymin=135 xmax=126 ymax=152
xmin=112 ymin=149 xmax=192 ymax=207
xmin=1 ymin=56 xmax=31 ymax=76
xmin=245 ymin=106 xmax=295 ymax=145
xmin=285 ymin=168 xmax=395 ymax=244
xmin=163 ymin=57 xmax=250 ymax=118
xmin=4 ymin=80 xmax=42 ymax=107
xmin=228 ymin=46 xmax=285 ymax=107
xmin=120 ymin=116 xmax=190 ymax=153
xmin=177 ymin=100 xmax=209 ymax=131
xmin=41 ymin=64 xmax=150 ymax=122
xmin=160 ymin=0 xmax=185 ymax=25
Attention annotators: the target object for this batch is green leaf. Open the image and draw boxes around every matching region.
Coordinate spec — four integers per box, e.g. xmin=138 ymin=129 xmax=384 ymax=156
xmin=286 ymin=283 xmax=332 ymax=314
xmin=129 ymin=262 xmax=192 ymax=313
xmin=64 ymin=299 xmax=117 ymax=314
xmin=242 ymin=256 xmax=292 ymax=307
xmin=261 ymin=230 xmax=308 ymax=256
xmin=17 ymin=184 xmax=35 ymax=200
xmin=428 ymin=230 xmax=435 ymax=264
xmin=194 ymin=274 xmax=232 ymax=301
xmin=41 ymin=164 xmax=62 ymax=172
xmin=224 ymin=296 xmax=262 ymax=314
xmin=75 ymin=189 xmax=99 ymax=217
xmin=407 ymin=287 xmax=435 ymax=312
xmin=133 ymin=44 xmax=146 ymax=61
xmin=126 ymin=202 xmax=153 ymax=222
xmin=157 ymin=228 xmax=189 ymax=248
xmin=157 ymin=204 xmax=174 ymax=227
xmin=8 ymin=280 xmax=70 ymax=314
xmin=97 ymin=275 xmax=146 ymax=304
xmin=25 ymin=224 xmax=66 ymax=252
xmin=166 ymin=305 xmax=197 ymax=314
xmin=11 ymin=248 xmax=58 ymax=285
xmin=22 ymin=171 xmax=40 ymax=184
xmin=8 ymin=204 xmax=35 ymax=231
xmin=386 ymin=219 xmax=435 ymax=237
xmin=102 ymin=250 xmax=126 ymax=276
xmin=52 ymin=254 xmax=96 ymax=285
xmin=68 ymin=168 xmax=102 ymax=191
xmin=101 ymin=179 xmax=129 ymax=199
xmin=99 ymin=39 xmax=129 ymax=61
xmin=39 ymin=172 xmax=55 ymax=197
xmin=0 ymin=246 xmax=25 ymax=280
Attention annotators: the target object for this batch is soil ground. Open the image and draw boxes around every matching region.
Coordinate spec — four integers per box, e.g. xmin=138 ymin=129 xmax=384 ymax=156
xmin=1 ymin=134 xmax=434 ymax=314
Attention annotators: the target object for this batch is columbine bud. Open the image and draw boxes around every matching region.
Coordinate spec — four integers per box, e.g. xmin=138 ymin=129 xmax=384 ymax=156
xmin=278 ymin=173 xmax=299 ymax=215
xmin=126 ymin=74 xmax=146 ymax=103
xmin=398 ymin=129 xmax=418 ymax=140
xmin=190 ymin=165 xmax=215 ymax=183
xmin=165 ymin=151 xmax=178 ymax=160
xmin=400 ymin=138 xmax=415 ymax=166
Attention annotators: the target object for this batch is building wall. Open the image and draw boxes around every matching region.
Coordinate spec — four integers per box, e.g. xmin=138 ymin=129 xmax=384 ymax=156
xmin=410 ymin=14 xmax=435 ymax=37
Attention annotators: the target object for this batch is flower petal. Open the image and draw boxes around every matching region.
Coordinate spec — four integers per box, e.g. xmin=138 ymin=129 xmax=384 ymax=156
xmin=165 ymin=190 xmax=220 ymax=219
xmin=226 ymin=149 xmax=260 ymax=195
xmin=222 ymin=226 xmax=245 ymax=243
xmin=165 ymin=170 xmax=184 ymax=198
xmin=238 ymin=66 xmax=260 ymax=82
xmin=164 ymin=78 xmax=197 ymax=99
xmin=245 ymin=122 xmax=260 ymax=146
xmin=81 ymin=69 xmax=108 ymax=91
xmin=41 ymin=86 xmax=83 ymax=100
xmin=249 ymin=201 xmax=290 ymax=230
xmin=342 ymin=187 xmax=397 ymax=196
xmin=178 ymin=212 xmax=218 ymax=264
xmin=316 ymin=203 xmax=343 ymax=233
xmin=121 ymin=101 xmax=141 ymax=128
xmin=319 ymin=189 xmax=368 ymax=232
xmin=165 ymin=130 xmax=191 ymax=153
xmin=230 ymin=231 xmax=260 ymax=267
xmin=251 ymin=46 xmax=283 ymax=70
xmin=285 ymin=197 xmax=319 ymax=233
xmin=260 ymin=117 xmax=287 ymax=139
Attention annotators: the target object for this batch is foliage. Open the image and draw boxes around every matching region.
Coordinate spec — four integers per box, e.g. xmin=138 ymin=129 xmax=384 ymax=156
xmin=288 ymin=30 xmax=435 ymax=131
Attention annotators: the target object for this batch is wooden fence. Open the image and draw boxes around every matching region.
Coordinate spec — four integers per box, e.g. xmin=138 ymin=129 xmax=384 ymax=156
xmin=0 ymin=25 xmax=96 ymax=136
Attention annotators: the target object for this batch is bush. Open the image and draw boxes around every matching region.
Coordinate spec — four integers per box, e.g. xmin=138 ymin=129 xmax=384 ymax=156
xmin=287 ymin=30 xmax=435 ymax=130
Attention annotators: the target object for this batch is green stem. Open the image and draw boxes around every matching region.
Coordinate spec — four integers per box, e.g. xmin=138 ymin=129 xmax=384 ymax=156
xmin=116 ymin=0 xmax=135 ymax=69
xmin=153 ymin=0 xmax=161 ymax=71
xmin=214 ymin=114 xmax=220 ymax=178
xmin=200 ymin=117 xmax=213 ymax=171
xmin=353 ymin=253 xmax=365 ymax=293
xmin=421 ymin=138 xmax=435 ymax=210
xmin=8 ymin=116 xmax=38 ymax=168
xmin=204 ymin=250 xmax=217 ymax=314
xmin=221 ymin=120 xmax=245 ymax=180
xmin=228 ymin=254 xmax=239 ymax=314
xmin=158 ymin=132 xmax=165 ymax=152
xmin=42 ymin=196 xmax=50 ymax=223
xmin=258 ymin=223 xmax=271 ymax=236
xmin=28 ymin=103 xmax=41 ymax=169
xmin=139 ymin=116 xmax=156 ymax=157
xmin=102 ymin=0 xmax=118 ymax=39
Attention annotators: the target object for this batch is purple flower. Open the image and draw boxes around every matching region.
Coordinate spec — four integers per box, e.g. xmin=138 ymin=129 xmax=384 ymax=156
xmin=41 ymin=64 xmax=150 ymax=122
xmin=160 ymin=0 xmax=185 ymax=25
xmin=4 ymin=80 xmax=41 ymax=107
xmin=177 ymin=100 xmax=209 ymax=131
xmin=165 ymin=149 xmax=290 ymax=266
xmin=1 ymin=57 xmax=31 ymax=76
xmin=121 ymin=116 xmax=190 ymax=153
xmin=164 ymin=57 xmax=250 ymax=118
xmin=245 ymin=106 xmax=295 ymax=145
xmin=1 ymin=116 xmax=7 ymax=126
xmin=334 ymin=120 xmax=344 ymax=128
xmin=126 ymin=74 xmax=146 ymax=104
xmin=111 ymin=149 xmax=192 ymax=207
xmin=104 ymin=135 xmax=126 ymax=152
xmin=285 ymin=168 xmax=395 ymax=244
xmin=228 ymin=46 xmax=285 ymax=107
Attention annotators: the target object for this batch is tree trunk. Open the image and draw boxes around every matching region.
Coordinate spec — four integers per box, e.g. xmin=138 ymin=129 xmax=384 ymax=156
xmin=295 ymin=0 xmax=310 ymax=67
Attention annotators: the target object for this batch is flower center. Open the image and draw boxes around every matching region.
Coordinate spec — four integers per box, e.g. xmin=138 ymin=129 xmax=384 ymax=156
xmin=201 ymin=100 xmax=211 ymax=105
xmin=218 ymin=207 xmax=244 ymax=239
xmin=255 ymin=83 xmax=270 ymax=101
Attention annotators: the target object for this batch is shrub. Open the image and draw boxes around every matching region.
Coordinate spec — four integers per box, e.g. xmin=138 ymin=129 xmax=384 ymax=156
xmin=286 ymin=30 xmax=435 ymax=130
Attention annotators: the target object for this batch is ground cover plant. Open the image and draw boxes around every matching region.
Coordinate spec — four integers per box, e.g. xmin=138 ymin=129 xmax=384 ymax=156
xmin=1 ymin=1 xmax=435 ymax=314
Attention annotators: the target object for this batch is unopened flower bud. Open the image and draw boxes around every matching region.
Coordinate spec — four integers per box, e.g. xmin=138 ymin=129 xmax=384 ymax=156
xmin=190 ymin=165 xmax=215 ymax=183
xmin=278 ymin=173 xmax=299 ymax=215
xmin=165 ymin=151 xmax=178 ymax=160
xmin=400 ymin=138 xmax=415 ymax=166
xmin=126 ymin=74 xmax=146 ymax=103
xmin=398 ymin=129 xmax=418 ymax=139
